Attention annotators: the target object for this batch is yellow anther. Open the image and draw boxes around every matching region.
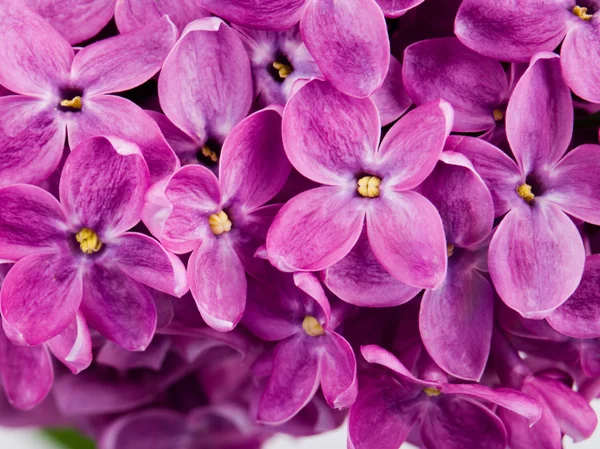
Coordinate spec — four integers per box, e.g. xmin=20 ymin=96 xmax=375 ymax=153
xmin=517 ymin=183 xmax=535 ymax=203
xmin=357 ymin=176 xmax=381 ymax=198
xmin=208 ymin=211 xmax=232 ymax=235
xmin=573 ymin=5 xmax=593 ymax=21
xmin=302 ymin=316 xmax=325 ymax=337
xmin=75 ymin=228 xmax=102 ymax=254
xmin=60 ymin=96 xmax=82 ymax=109
xmin=492 ymin=109 xmax=504 ymax=121
xmin=272 ymin=61 xmax=293 ymax=79
xmin=447 ymin=243 xmax=455 ymax=257
xmin=423 ymin=387 xmax=441 ymax=397
xmin=200 ymin=145 xmax=219 ymax=163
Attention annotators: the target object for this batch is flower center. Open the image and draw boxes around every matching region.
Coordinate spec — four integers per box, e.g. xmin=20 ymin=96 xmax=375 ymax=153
xmin=208 ymin=211 xmax=232 ymax=235
xmin=60 ymin=96 xmax=82 ymax=110
xmin=573 ymin=5 xmax=593 ymax=20
xmin=423 ymin=387 xmax=441 ymax=397
xmin=492 ymin=109 xmax=504 ymax=121
xmin=446 ymin=243 xmax=455 ymax=257
xmin=302 ymin=316 xmax=325 ymax=337
xmin=357 ymin=176 xmax=381 ymax=198
xmin=268 ymin=52 xmax=294 ymax=82
xmin=517 ymin=183 xmax=535 ymax=203
xmin=196 ymin=139 xmax=221 ymax=166
xmin=75 ymin=228 xmax=102 ymax=254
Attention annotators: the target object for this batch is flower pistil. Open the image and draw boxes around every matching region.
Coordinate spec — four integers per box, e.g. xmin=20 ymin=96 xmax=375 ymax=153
xmin=60 ymin=96 xmax=82 ymax=110
xmin=516 ymin=183 xmax=535 ymax=203
xmin=272 ymin=61 xmax=293 ymax=79
xmin=357 ymin=176 xmax=381 ymax=198
xmin=75 ymin=228 xmax=102 ymax=254
xmin=302 ymin=316 xmax=325 ymax=337
xmin=423 ymin=387 xmax=441 ymax=397
xmin=573 ymin=5 xmax=593 ymax=21
xmin=208 ymin=211 xmax=232 ymax=235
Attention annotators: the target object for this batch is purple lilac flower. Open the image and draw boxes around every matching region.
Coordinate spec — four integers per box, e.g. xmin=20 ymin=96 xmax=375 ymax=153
xmin=197 ymin=0 xmax=390 ymax=98
xmin=267 ymin=80 xmax=452 ymax=289
xmin=0 ymin=137 xmax=187 ymax=350
xmin=455 ymin=0 xmax=600 ymax=103
xmin=114 ymin=0 xmax=209 ymax=33
xmin=449 ymin=53 xmax=600 ymax=318
xmin=0 ymin=2 xmax=178 ymax=185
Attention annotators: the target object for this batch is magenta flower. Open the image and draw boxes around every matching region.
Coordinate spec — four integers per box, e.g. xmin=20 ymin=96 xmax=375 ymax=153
xmin=267 ymin=80 xmax=453 ymax=289
xmin=197 ymin=0 xmax=390 ymax=98
xmin=348 ymin=345 xmax=542 ymax=449
xmin=455 ymin=0 xmax=600 ymax=103
xmin=450 ymin=53 xmax=600 ymax=318
xmin=243 ymin=270 xmax=357 ymax=424
xmin=0 ymin=3 xmax=178 ymax=185
xmin=115 ymin=0 xmax=210 ymax=33
xmin=149 ymin=108 xmax=291 ymax=331
xmin=0 ymin=137 xmax=187 ymax=350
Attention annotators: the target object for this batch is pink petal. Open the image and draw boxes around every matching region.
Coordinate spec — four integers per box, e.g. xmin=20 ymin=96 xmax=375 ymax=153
xmin=301 ymin=0 xmax=390 ymax=97
xmin=369 ymin=55 xmax=412 ymax=127
xmin=377 ymin=100 xmax=453 ymax=191
xmin=1 ymin=252 xmax=82 ymax=345
xmin=115 ymin=0 xmax=209 ymax=33
xmin=375 ymin=0 xmax=424 ymax=18
xmin=198 ymin=0 xmax=306 ymax=30
xmin=561 ymin=22 xmax=600 ymax=103
xmin=81 ymin=262 xmax=157 ymax=351
xmin=108 ymin=232 xmax=188 ymax=297
xmin=499 ymin=403 xmax=561 ymax=449
xmin=282 ymin=80 xmax=379 ymax=185
xmin=158 ymin=18 xmax=252 ymax=145
xmin=0 ymin=184 xmax=68 ymax=261
xmin=266 ymin=187 xmax=366 ymax=272
xmin=188 ymin=238 xmax=247 ymax=332
xmin=367 ymin=190 xmax=447 ymax=289
xmin=47 ymin=313 xmax=92 ymax=374
xmin=68 ymin=95 xmax=178 ymax=183
xmin=489 ymin=202 xmax=585 ymax=319
xmin=0 ymin=0 xmax=72 ymax=95
xmin=0 ymin=96 xmax=66 ymax=187
xmin=320 ymin=331 xmax=358 ymax=409
xmin=220 ymin=107 xmax=291 ymax=210
xmin=506 ymin=52 xmax=572 ymax=173
xmin=60 ymin=136 xmax=150 ymax=238
xmin=72 ymin=16 xmax=177 ymax=96
xmin=146 ymin=110 xmax=200 ymax=166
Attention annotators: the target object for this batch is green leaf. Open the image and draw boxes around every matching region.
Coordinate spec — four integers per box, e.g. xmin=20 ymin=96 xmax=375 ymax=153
xmin=44 ymin=428 xmax=95 ymax=449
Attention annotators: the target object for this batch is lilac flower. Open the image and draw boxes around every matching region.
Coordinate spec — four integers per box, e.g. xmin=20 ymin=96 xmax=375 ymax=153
xmin=267 ymin=80 xmax=453 ymax=289
xmin=115 ymin=0 xmax=210 ymax=33
xmin=197 ymin=0 xmax=390 ymax=98
xmin=148 ymin=108 xmax=291 ymax=331
xmin=0 ymin=137 xmax=187 ymax=350
xmin=455 ymin=0 xmax=600 ymax=103
xmin=243 ymin=270 xmax=357 ymax=424
xmin=0 ymin=3 xmax=178 ymax=185
xmin=449 ymin=53 xmax=600 ymax=318
xmin=348 ymin=345 xmax=542 ymax=449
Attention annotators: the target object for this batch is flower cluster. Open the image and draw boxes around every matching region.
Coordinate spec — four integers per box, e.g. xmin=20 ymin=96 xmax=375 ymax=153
xmin=0 ymin=0 xmax=599 ymax=448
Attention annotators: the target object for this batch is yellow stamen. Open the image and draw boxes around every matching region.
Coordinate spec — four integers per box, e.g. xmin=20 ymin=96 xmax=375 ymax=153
xmin=75 ymin=228 xmax=102 ymax=254
xmin=517 ymin=183 xmax=535 ymax=203
xmin=200 ymin=145 xmax=219 ymax=163
xmin=272 ymin=61 xmax=293 ymax=79
xmin=573 ymin=5 xmax=593 ymax=21
xmin=208 ymin=211 xmax=232 ymax=235
xmin=447 ymin=243 xmax=455 ymax=257
xmin=302 ymin=316 xmax=325 ymax=337
xmin=357 ymin=176 xmax=381 ymax=198
xmin=492 ymin=109 xmax=504 ymax=121
xmin=60 ymin=96 xmax=82 ymax=109
xmin=423 ymin=387 xmax=441 ymax=397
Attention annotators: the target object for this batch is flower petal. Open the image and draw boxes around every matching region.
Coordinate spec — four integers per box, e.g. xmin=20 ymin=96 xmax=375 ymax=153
xmin=197 ymin=0 xmax=305 ymax=30
xmin=72 ymin=16 xmax=177 ymax=96
xmin=257 ymin=335 xmax=321 ymax=425
xmin=561 ymin=22 xmax=600 ymax=103
xmin=147 ymin=110 xmax=201 ymax=166
xmin=47 ymin=312 xmax=92 ymax=374
xmin=367 ymin=190 xmax=447 ymax=289
xmin=544 ymin=144 xmax=600 ymax=225
xmin=108 ymin=232 xmax=188 ymax=297
xmin=60 ymin=136 xmax=150 ymax=238
xmin=403 ymin=37 xmax=508 ymax=132
xmin=301 ymin=0 xmax=390 ymax=97
xmin=1 ymin=252 xmax=82 ymax=345
xmin=489 ymin=202 xmax=585 ymax=319
xmin=188 ymin=238 xmax=246 ymax=332
xmin=506 ymin=52 xmax=572 ymax=173
xmin=0 ymin=184 xmax=68 ymax=261
xmin=67 ymin=95 xmax=178 ymax=183
xmin=282 ymin=80 xmax=379 ymax=185
xmin=319 ymin=331 xmax=357 ymax=409
xmin=220 ymin=108 xmax=291 ymax=210
xmin=158 ymin=18 xmax=252 ymax=144
xmin=498 ymin=404 xmax=561 ymax=449
xmin=266 ymin=187 xmax=366 ymax=272
xmin=0 ymin=96 xmax=66 ymax=187
xmin=377 ymin=100 xmax=453 ymax=191
xmin=0 ymin=331 xmax=53 ymax=411
xmin=375 ymin=0 xmax=424 ymax=18
xmin=115 ymin=0 xmax=209 ymax=33
xmin=369 ymin=55 xmax=412 ymax=127
xmin=323 ymin=230 xmax=420 ymax=307
xmin=0 ymin=0 xmax=72 ymax=95
xmin=81 ymin=263 xmax=157 ymax=351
